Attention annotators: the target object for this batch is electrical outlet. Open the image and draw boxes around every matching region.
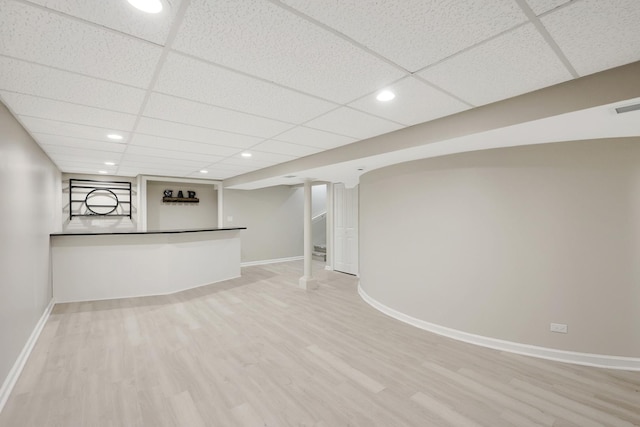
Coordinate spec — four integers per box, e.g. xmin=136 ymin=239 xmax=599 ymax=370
xmin=550 ymin=323 xmax=568 ymax=334
xmin=227 ymin=216 xmax=233 ymax=222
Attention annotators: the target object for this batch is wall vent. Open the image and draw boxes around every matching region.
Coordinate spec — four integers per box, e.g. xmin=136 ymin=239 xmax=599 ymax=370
xmin=615 ymin=103 xmax=640 ymax=114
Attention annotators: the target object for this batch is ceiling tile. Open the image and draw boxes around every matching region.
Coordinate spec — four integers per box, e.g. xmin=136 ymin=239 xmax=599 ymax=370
xmin=225 ymin=150 xmax=297 ymax=166
xmin=274 ymin=126 xmax=357 ymax=150
xmin=18 ymin=116 xmax=131 ymax=142
xmin=0 ymin=0 xmax=162 ymax=87
xmin=212 ymin=160 xmax=270 ymax=172
xmin=348 ymin=77 xmax=470 ymax=126
xmin=172 ymin=0 xmax=405 ymax=103
xmin=143 ymin=93 xmax=293 ymax=138
xmin=35 ymin=134 xmax=127 ymax=153
xmin=54 ymin=159 xmax=118 ymax=169
xmin=417 ymin=24 xmax=573 ymax=106
xmin=304 ymin=107 xmax=404 ymax=140
xmin=44 ymin=146 xmax=123 ymax=159
xmin=251 ymin=140 xmax=323 ymax=157
xmin=540 ymin=0 xmax=640 ymax=76
xmin=25 ymin=0 xmax=181 ymax=45
xmin=155 ymin=53 xmax=337 ymax=123
xmin=185 ymin=170 xmax=235 ymax=179
xmin=130 ymin=134 xmax=241 ymax=157
xmin=117 ymin=167 xmax=193 ymax=177
xmin=0 ymin=57 xmax=146 ymax=114
xmin=524 ymin=0 xmax=572 ymax=16
xmin=281 ymin=0 xmax=526 ymax=72
xmin=117 ymin=159 xmax=207 ymax=170
xmin=135 ymin=117 xmax=261 ymax=149
xmin=123 ymin=146 xmax=225 ymax=163
xmin=1 ymin=91 xmax=137 ymax=130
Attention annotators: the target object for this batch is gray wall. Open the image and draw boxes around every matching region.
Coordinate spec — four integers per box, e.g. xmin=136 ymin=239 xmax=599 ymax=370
xmin=147 ymin=181 xmax=217 ymax=231
xmin=359 ymin=138 xmax=640 ymax=357
xmin=224 ymin=186 xmax=303 ymax=263
xmin=0 ymin=102 xmax=61 ymax=391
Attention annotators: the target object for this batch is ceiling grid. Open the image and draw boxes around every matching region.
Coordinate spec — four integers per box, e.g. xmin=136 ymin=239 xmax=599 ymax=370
xmin=0 ymin=0 xmax=637 ymax=182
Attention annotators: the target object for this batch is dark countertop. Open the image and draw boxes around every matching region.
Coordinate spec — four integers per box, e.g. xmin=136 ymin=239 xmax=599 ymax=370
xmin=50 ymin=227 xmax=246 ymax=237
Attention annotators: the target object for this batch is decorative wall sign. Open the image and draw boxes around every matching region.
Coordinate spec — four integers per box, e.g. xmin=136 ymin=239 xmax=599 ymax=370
xmin=162 ymin=189 xmax=199 ymax=203
xmin=69 ymin=179 xmax=132 ymax=220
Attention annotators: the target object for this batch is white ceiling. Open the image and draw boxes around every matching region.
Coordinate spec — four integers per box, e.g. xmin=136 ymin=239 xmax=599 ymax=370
xmin=1 ymin=0 xmax=639 ymax=182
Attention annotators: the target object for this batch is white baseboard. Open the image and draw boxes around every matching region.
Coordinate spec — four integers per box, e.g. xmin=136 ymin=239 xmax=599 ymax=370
xmin=358 ymin=284 xmax=640 ymax=371
xmin=241 ymin=256 xmax=303 ymax=267
xmin=0 ymin=298 xmax=55 ymax=413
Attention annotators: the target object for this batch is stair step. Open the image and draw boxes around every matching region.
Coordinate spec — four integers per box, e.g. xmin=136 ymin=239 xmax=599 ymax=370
xmin=312 ymin=252 xmax=326 ymax=261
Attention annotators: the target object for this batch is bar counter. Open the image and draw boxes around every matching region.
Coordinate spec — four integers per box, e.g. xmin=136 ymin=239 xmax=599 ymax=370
xmin=50 ymin=227 xmax=246 ymax=303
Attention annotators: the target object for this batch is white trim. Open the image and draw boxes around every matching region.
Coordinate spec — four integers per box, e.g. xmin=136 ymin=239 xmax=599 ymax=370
xmin=241 ymin=256 xmax=303 ymax=267
xmin=0 ymin=298 xmax=55 ymax=413
xmin=358 ymin=284 xmax=640 ymax=371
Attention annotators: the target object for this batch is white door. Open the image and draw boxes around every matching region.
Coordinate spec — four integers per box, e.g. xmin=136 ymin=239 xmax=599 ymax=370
xmin=334 ymin=183 xmax=358 ymax=275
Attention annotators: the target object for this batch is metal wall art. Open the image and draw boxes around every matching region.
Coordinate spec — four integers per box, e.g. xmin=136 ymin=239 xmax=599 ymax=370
xmin=162 ymin=189 xmax=199 ymax=203
xmin=69 ymin=179 xmax=132 ymax=220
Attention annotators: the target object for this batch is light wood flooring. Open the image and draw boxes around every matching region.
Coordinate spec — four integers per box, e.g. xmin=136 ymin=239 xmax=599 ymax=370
xmin=1 ymin=261 xmax=639 ymax=426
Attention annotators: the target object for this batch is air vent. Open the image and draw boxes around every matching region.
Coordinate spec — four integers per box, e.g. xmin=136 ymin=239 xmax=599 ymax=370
xmin=615 ymin=103 xmax=640 ymax=114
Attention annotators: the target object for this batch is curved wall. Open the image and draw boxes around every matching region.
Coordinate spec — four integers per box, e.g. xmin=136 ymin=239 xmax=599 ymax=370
xmin=359 ymin=138 xmax=640 ymax=359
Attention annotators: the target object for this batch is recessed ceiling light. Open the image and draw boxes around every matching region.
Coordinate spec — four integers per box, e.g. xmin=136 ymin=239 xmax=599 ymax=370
xmin=127 ymin=0 xmax=163 ymax=13
xmin=241 ymin=152 xmax=252 ymax=158
xmin=98 ymin=170 xmax=108 ymax=174
xmin=200 ymin=170 xmax=208 ymax=174
xmin=104 ymin=161 xmax=116 ymax=166
xmin=376 ymin=90 xmax=396 ymax=102
xmin=107 ymin=134 xmax=123 ymax=141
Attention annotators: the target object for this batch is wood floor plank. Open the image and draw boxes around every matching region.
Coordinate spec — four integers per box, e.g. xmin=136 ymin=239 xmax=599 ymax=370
xmin=1 ymin=260 xmax=639 ymax=426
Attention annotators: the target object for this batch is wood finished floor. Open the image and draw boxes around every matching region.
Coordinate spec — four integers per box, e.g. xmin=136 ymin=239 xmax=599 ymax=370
xmin=1 ymin=261 xmax=639 ymax=426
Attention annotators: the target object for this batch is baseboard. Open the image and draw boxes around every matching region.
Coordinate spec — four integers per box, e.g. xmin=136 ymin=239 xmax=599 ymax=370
xmin=241 ymin=256 xmax=303 ymax=267
xmin=358 ymin=284 xmax=640 ymax=371
xmin=0 ymin=298 xmax=55 ymax=414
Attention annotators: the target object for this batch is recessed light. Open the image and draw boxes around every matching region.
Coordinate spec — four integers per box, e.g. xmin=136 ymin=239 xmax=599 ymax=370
xmin=98 ymin=170 xmax=108 ymax=174
xmin=104 ymin=161 xmax=116 ymax=166
xmin=241 ymin=152 xmax=252 ymax=158
xmin=200 ymin=170 xmax=208 ymax=174
xmin=127 ymin=0 xmax=163 ymax=13
xmin=376 ymin=90 xmax=395 ymax=102
xmin=107 ymin=134 xmax=123 ymax=141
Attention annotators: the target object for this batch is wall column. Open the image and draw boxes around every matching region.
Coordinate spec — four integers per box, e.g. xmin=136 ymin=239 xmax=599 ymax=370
xmin=299 ymin=180 xmax=318 ymax=290
xmin=217 ymin=183 xmax=224 ymax=228
xmin=325 ymin=183 xmax=334 ymax=271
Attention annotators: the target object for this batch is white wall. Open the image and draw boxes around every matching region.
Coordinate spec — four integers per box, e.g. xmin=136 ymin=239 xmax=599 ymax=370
xmin=146 ymin=181 xmax=217 ymax=231
xmin=224 ymin=186 xmax=303 ymax=263
xmin=312 ymin=184 xmax=327 ymax=247
xmin=359 ymin=138 xmax=640 ymax=358
xmin=0 ymin=102 xmax=61 ymax=397
xmin=311 ymin=184 xmax=326 ymax=217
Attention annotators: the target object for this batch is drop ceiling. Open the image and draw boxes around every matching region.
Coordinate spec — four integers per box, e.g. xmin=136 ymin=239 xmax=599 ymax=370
xmin=1 ymin=0 xmax=639 ymax=185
